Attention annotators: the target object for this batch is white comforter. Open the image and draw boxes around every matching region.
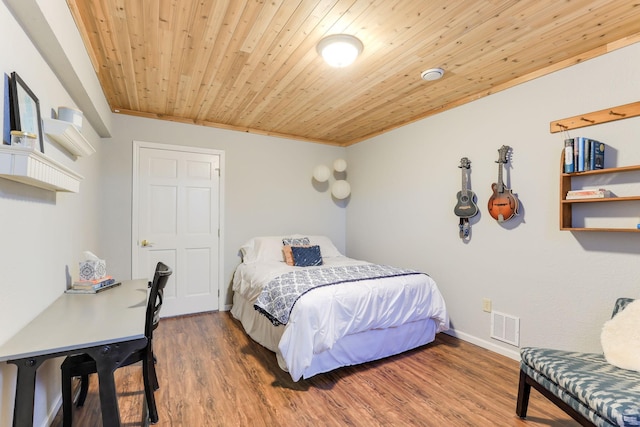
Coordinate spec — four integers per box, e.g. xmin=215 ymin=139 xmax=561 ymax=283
xmin=232 ymin=257 xmax=449 ymax=381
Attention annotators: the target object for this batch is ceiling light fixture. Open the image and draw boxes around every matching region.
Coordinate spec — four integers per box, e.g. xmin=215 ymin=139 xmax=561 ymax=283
xmin=317 ymin=34 xmax=364 ymax=68
xmin=421 ymin=68 xmax=444 ymax=81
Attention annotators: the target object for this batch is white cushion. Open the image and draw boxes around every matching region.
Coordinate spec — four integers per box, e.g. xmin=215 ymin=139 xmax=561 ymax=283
xmin=239 ymin=236 xmax=286 ymax=263
xmin=601 ymin=299 xmax=640 ymax=372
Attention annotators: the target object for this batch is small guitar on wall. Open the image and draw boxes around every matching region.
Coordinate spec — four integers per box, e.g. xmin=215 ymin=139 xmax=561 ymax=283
xmin=454 ymin=157 xmax=478 ymax=238
xmin=488 ymin=145 xmax=519 ymax=223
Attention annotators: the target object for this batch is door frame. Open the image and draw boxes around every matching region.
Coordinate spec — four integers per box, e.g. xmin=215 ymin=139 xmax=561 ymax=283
xmin=131 ymin=140 xmax=225 ymax=312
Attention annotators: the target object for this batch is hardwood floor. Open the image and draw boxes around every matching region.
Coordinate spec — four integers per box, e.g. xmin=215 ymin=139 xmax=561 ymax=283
xmin=51 ymin=311 xmax=578 ymax=426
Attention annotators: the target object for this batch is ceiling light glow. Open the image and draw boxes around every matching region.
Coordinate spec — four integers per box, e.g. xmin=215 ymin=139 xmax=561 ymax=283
xmin=317 ymin=34 xmax=364 ymax=68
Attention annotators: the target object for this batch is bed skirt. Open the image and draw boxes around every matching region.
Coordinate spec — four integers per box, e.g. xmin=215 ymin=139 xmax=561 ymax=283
xmin=231 ymin=292 xmax=440 ymax=380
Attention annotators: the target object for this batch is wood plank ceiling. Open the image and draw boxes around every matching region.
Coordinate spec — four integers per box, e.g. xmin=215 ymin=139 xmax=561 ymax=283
xmin=66 ymin=0 xmax=640 ymax=146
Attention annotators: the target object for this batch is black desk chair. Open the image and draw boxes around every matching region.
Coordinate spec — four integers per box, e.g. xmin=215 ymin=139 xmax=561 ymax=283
xmin=61 ymin=262 xmax=172 ymax=426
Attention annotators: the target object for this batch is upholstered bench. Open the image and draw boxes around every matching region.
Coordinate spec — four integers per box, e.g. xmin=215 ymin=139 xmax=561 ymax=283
xmin=516 ymin=298 xmax=640 ymax=427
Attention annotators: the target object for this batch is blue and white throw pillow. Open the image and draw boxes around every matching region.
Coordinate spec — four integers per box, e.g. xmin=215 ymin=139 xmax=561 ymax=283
xmin=282 ymin=237 xmax=310 ymax=246
xmin=291 ymin=245 xmax=323 ymax=267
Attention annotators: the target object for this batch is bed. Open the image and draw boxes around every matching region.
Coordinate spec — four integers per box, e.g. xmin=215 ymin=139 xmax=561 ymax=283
xmin=230 ymin=235 xmax=449 ymax=381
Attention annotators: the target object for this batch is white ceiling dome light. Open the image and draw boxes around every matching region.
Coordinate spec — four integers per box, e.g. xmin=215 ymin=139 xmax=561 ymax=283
xmin=420 ymin=67 xmax=444 ymax=81
xmin=317 ymin=34 xmax=364 ymax=68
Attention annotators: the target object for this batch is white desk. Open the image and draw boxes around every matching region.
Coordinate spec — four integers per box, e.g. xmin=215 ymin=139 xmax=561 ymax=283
xmin=0 ymin=279 xmax=149 ymax=427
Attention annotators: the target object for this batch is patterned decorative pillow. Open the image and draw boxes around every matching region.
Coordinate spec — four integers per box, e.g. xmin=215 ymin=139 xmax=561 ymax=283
xmin=291 ymin=245 xmax=323 ymax=267
xmin=282 ymin=237 xmax=310 ymax=246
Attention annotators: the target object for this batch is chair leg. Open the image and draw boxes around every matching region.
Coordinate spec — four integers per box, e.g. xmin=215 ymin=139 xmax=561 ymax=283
xmin=516 ymin=369 xmax=531 ymax=418
xmin=143 ymin=353 xmax=159 ymax=423
xmin=61 ymin=365 xmax=73 ymax=427
xmin=76 ymin=374 xmax=90 ymax=407
xmin=149 ymin=350 xmax=160 ymax=391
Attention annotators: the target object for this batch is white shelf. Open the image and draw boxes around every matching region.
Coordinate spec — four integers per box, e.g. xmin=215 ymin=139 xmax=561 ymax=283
xmin=0 ymin=146 xmax=83 ymax=192
xmin=44 ymin=118 xmax=95 ymax=157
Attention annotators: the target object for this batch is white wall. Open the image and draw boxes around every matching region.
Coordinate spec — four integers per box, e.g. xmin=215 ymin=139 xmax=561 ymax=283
xmin=101 ymin=114 xmax=347 ymax=307
xmin=0 ymin=2 xmax=346 ymax=424
xmin=1 ymin=0 xmax=638 ymax=424
xmin=346 ymin=41 xmax=640 ymax=359
xmin=0 ymin=2 xmax=106 ymax=426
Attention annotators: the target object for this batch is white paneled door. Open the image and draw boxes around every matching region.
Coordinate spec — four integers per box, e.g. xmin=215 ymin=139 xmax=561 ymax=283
xmin=133 ymin=142 xmax=222 ymax=317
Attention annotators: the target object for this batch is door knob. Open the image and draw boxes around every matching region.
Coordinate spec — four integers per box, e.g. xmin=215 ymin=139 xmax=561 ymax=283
xmin=141 ymin=239 xmax=154 ymax=247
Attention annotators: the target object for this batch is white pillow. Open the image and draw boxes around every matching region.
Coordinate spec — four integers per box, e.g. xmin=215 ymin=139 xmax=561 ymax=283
xmin=239 ymin=234 xmax=343 ymax=263
xmin=239 ymin=236 xmax=286 ymax=263
xmin=601 ymin=299 xmax=640 ymax=372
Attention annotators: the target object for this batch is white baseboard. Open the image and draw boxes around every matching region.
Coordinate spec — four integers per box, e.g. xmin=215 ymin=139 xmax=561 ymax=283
xmin=444 ymin=329 xmax=520 ymax=361
xmin=43 ymin=395 xmax=62 ymax=427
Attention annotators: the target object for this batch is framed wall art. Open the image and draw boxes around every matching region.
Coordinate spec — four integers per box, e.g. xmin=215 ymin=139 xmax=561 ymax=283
xmin=10 ymin=72 xmax=44 ymax=152
xmin=3 ymin=74 xmax=10 ymax=145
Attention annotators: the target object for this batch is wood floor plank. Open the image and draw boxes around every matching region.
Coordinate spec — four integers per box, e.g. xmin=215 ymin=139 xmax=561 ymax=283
xmin=51 ymin=311 xmax=578 ymax=426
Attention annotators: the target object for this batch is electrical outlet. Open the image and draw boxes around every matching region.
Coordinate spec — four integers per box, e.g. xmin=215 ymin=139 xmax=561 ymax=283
xmin=482 ymin=298 xmax=492 ymax=313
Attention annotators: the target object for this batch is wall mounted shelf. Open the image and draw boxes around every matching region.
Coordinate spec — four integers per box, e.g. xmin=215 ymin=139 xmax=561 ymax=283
xmin=554 ymin=100 xmax=640 ymax=232
xmin=560 ymin=164 xmax=640 ymax=232
xmin=0 ymin=146 xmax=83 ymax=192
xmin=44 ymin=118 xmax=95 ymax=157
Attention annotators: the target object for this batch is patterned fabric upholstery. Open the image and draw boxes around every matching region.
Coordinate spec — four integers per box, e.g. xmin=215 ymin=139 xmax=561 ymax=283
xmin=521 ymin=349 xmax=640 ymax=426
xmin=282 ymin=237 xmax=310 ymax=246
xmin=612 ymin=297 xmax=635 ymax=317
xmin=520 ymin=298 xmax=640 ymax=427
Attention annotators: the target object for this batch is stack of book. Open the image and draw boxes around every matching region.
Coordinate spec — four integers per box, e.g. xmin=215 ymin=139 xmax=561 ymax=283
xmin=566 ymin=189 xmax=612 ymax=200
xmin=66 ymin=275 xmax=121 ymax=294
xmin=564 ymin=137 xmax=606 ymax=173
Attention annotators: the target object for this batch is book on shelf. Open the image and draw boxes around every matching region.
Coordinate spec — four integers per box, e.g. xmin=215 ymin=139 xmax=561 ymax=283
xmin=573 ymin=137 xmax=579 ymax=171
xmin=563 ymin=138 xmax=574 ymax=173
xmin=588 ymin=138 xmax=605 ymax=170
xmin=71 ymin=275 xmax=115 ymax=290
xmin=577 ymin=137 xmax=585 ymax=172
xmin=66 ymin=280 xmax=121 ymax=294
xmin=565 ymin=189 xmax=611 ymax=199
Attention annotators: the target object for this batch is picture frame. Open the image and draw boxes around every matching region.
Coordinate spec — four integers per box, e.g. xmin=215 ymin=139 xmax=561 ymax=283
xmin=9 ymin=72 xmax=44 ymax=152
xmin=3 ymin=74 xmax=10 ymax=145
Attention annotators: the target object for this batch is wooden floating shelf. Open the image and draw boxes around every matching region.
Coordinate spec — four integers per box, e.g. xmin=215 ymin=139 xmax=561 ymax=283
xmin=562 ymin=164 xmax=640 ymax=176
xmin=550 ymin=101 xmax=640 ymax=133
xmin=558 ymin=153 xmax=640 ymax=232
xmin=0 ymin=146 xmax=83 ymax=192
xmin=562 ymin=196 xmax=640 ymax=204
xmin=44 ymin=118 xmax=95 ymax=157
xmin=560 ymin=227 xmax=640 ymax=233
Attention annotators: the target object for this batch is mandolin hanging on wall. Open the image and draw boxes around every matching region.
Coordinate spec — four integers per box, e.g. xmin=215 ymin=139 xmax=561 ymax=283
xmin=487 ymin=145 xmax=519 ymax=223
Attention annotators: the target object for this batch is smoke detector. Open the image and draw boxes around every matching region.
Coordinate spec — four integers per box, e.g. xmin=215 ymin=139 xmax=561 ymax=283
xmin=421 ymin=68 xmax=444 ymax=81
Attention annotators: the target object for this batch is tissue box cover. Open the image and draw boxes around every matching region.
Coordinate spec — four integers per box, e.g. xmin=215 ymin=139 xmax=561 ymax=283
xmin=79 ymin=260 xmax=107 ymax=281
